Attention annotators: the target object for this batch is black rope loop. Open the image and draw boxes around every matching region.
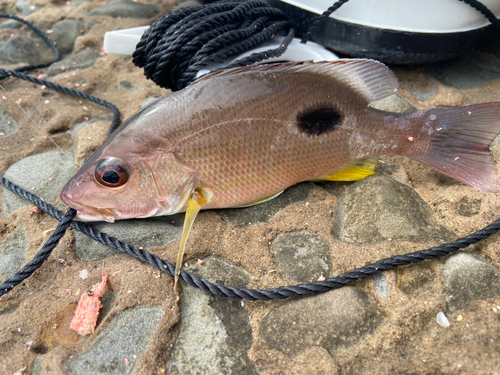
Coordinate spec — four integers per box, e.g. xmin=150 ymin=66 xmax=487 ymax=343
xmin=132 ymin=0 xmax=293 ymax=91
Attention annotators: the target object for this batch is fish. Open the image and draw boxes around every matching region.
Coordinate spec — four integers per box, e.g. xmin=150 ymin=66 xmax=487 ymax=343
xmin=60 ymin=59 xmax=500 ymax=286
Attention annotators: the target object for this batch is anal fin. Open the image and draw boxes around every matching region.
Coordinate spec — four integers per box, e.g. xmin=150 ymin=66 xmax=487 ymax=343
xmin=174 ymin=188 xmax=212 ymax=289
xmin=235 ymin=190 xmax=284 ymax=208
xmin=313 ymin=158 xmax=376 ymax=181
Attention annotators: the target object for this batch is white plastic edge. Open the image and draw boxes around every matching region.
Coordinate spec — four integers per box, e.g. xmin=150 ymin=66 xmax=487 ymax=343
xmin=104 ymin=26 xmax=149 ymax=55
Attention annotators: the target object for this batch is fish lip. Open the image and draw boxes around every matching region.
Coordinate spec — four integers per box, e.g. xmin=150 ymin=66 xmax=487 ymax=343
xmin=61 ymin=196 xmax=116 ymax=222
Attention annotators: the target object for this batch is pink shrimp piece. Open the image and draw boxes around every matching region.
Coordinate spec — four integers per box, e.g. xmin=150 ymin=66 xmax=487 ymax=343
xmin=70 ymin=275 xmax=108 ymax=335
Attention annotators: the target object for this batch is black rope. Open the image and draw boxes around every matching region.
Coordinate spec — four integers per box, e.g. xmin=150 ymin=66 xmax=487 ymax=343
xmin=459 ymin=0 xmax=500 ymax=30
xmin=132 ymin=0 xmax=294 ymax=91
xmin=2 ymin=1 xmax=500 ymax=300
xmin=300 ymin=0 xmax=350 ymax=44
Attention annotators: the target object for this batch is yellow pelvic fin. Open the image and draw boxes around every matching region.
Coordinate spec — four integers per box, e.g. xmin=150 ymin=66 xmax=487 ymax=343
xmin=314 ymin=158 xmax=377 ymax=182
xmin=235 ymin=190 xmax=284 ymax=208
xmin=175 ymin=188 xmax=211 ymax=289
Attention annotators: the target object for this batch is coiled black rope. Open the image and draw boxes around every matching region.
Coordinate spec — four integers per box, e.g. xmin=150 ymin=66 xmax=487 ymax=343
xmin=1 ymin=1 xmax=500 ymax=300
xmin=132 ymin=0 xmax=294 ymax=91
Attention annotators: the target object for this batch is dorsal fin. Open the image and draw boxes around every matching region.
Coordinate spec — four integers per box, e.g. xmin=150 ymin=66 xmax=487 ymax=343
xmin=193 ymin=59 xmax=399 ymax=104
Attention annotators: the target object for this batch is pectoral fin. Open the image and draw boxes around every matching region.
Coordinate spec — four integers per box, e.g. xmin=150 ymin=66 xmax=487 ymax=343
xmin=175 ymin=188 xmax=211 ymax=288
xmin=313 ymin=158 xmax=376 ymax=181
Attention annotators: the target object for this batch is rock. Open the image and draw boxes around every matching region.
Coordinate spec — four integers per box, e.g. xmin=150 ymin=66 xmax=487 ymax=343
xmin=73 ymin=217 xmax=182 ymax=262
xmin=14 ymin=0 xmax=39 ymax=16
xmin=458 ymin=196 xmax=481 ymax=217
xmin=46 ymin=50 xmax=100 ymax=79
xmin=427 ymin=54 xmax=500 ymax=90
xmin=0 ymin=36 xmax=48 ymax=65
xmin=258 ymin=286 xmax=382 ymax=357
xmin=219 ymin=182 xmax=314 ymax=228
xmin=2 ymin=151 xmax=76 ymax=218
xmin=375 ymin=158 xmax=410 ymax=185
xmin=0 ymin=105 xmax=20 ymax=137
xmin=168 ymin=255 xmax=258 ymax=375
xmin=372 ymin=272 xmax=388 ymax=300
xmin=271 ymin=232 xmax=333 ymax=284
xmin=118 ymin=80 xmax=140 ymax=92
xmin=173 ymin=0 xmax=203 ymax=10
xmin=396 ymin=262 xmax=436 ymax=297
xmin=441 ymin=252 xmax=500 ymax=312
xmin=369 ymin=94 xmax=417 ymax=113
xmin=32 ymin=357 xmax=43 ymax=375
xmin=0 ymin=227 xmax=27 ymax=281
xmin=408 ymin=88 xmax=437 ymax=103
xmin=64 ymin=306 xmax=164 ymax=375
xmin=89 ymin=0 xmax=159 ymax=19
xmin=0 ymin=20 xmax=23 ymax=29
xmin=332 ymin=175 xmax=454 ymax=244
xmin=71 ymin=116 xmax=114 ymax=139
xmin=50 ymin=19 xmax=84 ymax=55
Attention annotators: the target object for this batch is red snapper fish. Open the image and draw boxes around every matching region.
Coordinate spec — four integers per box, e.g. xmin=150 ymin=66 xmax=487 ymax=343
xmin=60 ymin=60 xmax=500 ymax=285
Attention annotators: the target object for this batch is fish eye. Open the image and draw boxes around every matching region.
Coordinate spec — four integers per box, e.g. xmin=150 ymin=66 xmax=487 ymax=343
xmin=95 ymin=158 xmax=129 ymax=188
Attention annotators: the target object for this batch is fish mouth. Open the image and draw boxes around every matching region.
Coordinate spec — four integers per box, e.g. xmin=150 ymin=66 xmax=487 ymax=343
xmin=61 ymin=190 xmax=117 ymax=222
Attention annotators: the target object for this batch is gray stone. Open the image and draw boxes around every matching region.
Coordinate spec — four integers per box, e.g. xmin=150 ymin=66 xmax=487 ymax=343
xmin=219 ymin=182 xmax=314 ymax=228
xmin=458 ymin=196 xmax=481 ymax=217
xmin=71 ymin=115 xmax=113 ymax=139
xmin=64 ymin=305 xmax=164 ymax=375
xmin=271 ymin=232 xmax=333 ymax=284
xmin=0 ymin=20 xmax=23 ymax=29
xmin=89 ymin=0 xmax=158 ymax=18
xmin=50 ymin=19 xmax=84 ymax=54
xmin=173 ymin=0 xmax=203 ymax=10
xmin=441 ymin=252 xmax=500 ymax=312
xmin=408 ymin=88 xmax=437 ymax=103
xmin=0 ymin=105 xmax=20 ymax=137
xmin=333 ymin=175 xmax=454 ymax=244
xmin=15 ymin=0 xmax=39 ymax=16
xmin=118 ymin=80 xmax=140 ymax=92
xmin=2 ymin=151 xmax=76 ymax=218
xmin=370 ymin=94 xmax=417 ymax=113
xmin=32 ymin=357 xmax=43 ymax=375
xmin=46 ymin=50 xmax=100 ymax=79
xmin=168 ymin=255 xmax=258 ymax=375
xmin=427 ymin=55 xmax=500 ymax=90
xmin=258 ymin=287 xmax=382 ymax=357
xmin=74 ymin=217 xmax=182 ymax=262
xmin=396 ymin=262 xmax=436 ymax=297
xmin=0 ymin=36 xmax=47 ymax=65
xmin=140 ymin=97 xmax=160 ymax=109
xmin=0 ymin=227 xmax=27 ymax=281
xmin=372 ymin=272 xmax=387 ymax=300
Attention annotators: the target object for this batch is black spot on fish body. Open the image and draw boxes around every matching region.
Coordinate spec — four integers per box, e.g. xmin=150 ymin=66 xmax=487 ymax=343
xmin=297 ymin=106 xmax=342 ymax=136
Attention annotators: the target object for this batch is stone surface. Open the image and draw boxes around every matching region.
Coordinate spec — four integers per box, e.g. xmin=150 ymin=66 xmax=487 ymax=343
xmin=441 ymin=252 xmax=500 ymax=312
xmin=46 ymin=50 xmax=100 ymax=78
xmin=14 ymin=0 xmax=39 ymax=15
xmin=372 ymin=272 xmax=388 ymax=300
xmin=219 ymin=182 xmax=314 ymax=228
xmin=427 ymin=54 xmax=500 ymax=90
xmin=370 ymin=94 xmax=417 ymax=113
xmin=173 ymin=0 xmax=203 ymax=10
xmin=2 ymin=151 xmax=76 ymax=218
xmin=0 ymin=36 xmax=47 ymax=65
xmin=0 ymin=104 xmax=19 ymax=137
xmin=71 ymin=115 xmax=114 ymax=139
xmin=396 ymin=263 xmax=436 ymax=297
xmin=89 ymin=0 xmax=159 ymax=18
xmin=458 ymin=196 xmax=481 ymax=217
xmin=271 ymin=232 xmax=333 ymax=284
xmin=0 ymin=226 xmax=27 ymax=281
xmin=32 ymin=357 xmax=43 ymax=375
xmin=64 ymin=305 xmax=164 ymax=375
xmin=408 ymin=87 xmax=437 ymax=102
xmin=258 ymin=287 xmax=382 ymax=357
xmin=118 ymin=80 xmax=140 ymax=92
xmin=74 ymin=217 xmax=182 ymax=262
xmin=50 ymin=19 xmax=84 ymax=55
xmin=0 ymin=19 xmax=23 ymax=29
xmin=168 ymin=255 xmax=258 ymax=375
xmin=333 ymin=175 xmax=454 ymax=244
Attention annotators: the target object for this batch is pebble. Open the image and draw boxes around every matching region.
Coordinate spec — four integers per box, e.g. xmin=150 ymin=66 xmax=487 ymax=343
xmin=258 ymin=286 xmax=382 ymax=357
xmin=372 ymin=272 xmax=388 ymax=300
xmin=408 ymin=88 xmax=437 ymax=103
xmin=50 ymin=19 xmax=85 ymax=55
xmin=14 ymin=0 xmax=39 ymax=16
xmin=369 ymin=94 xmax=417 ymax=113
xmin=168 ymin=255 xmax=258 ymax=375
xmin=436 ymin=312 xmax=450 ymax=328
xmin=0 ymin=105 xmax=20 ymax=137
xmin=118 ymin=80 xmax=140 ymax=92
xmin=64 ymin=306 xmax=164 ymax=375
xmin=0 ymin=226 xmax=27 ymax=281
xmin=271 ymin=232 xmax=333 ymax=284
xmin=173 ymin=0 xmax=204 ymax=10
xmin=71 ymin=116 xmax=114 ymax=139
xmin=46 ymin=50 xmax=100 ymax=79
xmin=0 ymin=19 xmax=23 ymax=29
xmin=219 ymin=182 xmax=314 ymax=228
xmin=0 ymin=36 xmax=48 ymax=65
xmin=458 ymin=196 xmax=481 ymax=217
xmin=2 ymin=150 xmax=76 ymax=218
xmin=332 ymin=175 xmax=454 ymax=244
xmin=73 ymin=217 xmax=182 ymax=262
xmin=396 ymin=261 xmax=436 ymax=297
xmin=89 ymin=0 xmax=159 ymax=19
xmin=440 ymin=252 xmax=500 ymax=312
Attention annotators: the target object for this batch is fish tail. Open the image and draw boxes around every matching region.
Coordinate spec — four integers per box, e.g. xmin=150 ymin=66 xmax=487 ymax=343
xmin=406 ymin=102 xmax=500 ymax=192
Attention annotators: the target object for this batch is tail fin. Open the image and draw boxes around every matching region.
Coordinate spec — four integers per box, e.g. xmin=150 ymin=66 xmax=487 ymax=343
xmin=409 ymin=102 xmax=500 ymax=192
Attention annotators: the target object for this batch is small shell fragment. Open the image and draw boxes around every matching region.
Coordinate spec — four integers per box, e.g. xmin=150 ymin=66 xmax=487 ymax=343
xmin=79 ymin=269 xmax=89 ymax=280
xmin=436 ymin=312 xmax=450 ymax=327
